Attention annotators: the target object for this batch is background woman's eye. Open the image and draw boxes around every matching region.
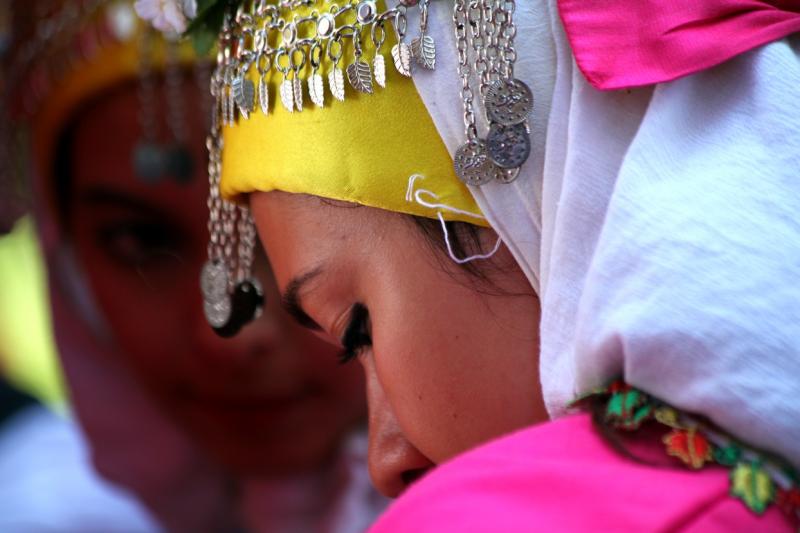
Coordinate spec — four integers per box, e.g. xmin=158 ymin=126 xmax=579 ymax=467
xmin=96 ymin=220 xmax=184 ymax=269
xmin=339 ymin=303 xmax=372 ymax=364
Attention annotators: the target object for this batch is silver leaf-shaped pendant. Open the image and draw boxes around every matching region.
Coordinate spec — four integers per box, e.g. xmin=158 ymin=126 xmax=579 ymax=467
xmin=232 ymin=75 xmax=255 ymax=119
xmin=293 ymin=77 xmax=303 ymax=112
xmin=347 ymin=59 xmax=372 ymax=94
xmin=280 ymin=78 xmax=294 ymax=113
xmin=412 ymin=35 xmax=436 ymax=70
xmin=391 ymin=42 xmax=412 ymax=77
xmin=309 ymin=72 xmax=325 ymax=107
xmin=329 ymin=68 xmax=345 ymax=102
xmin=347 ymin=60 xmax=373 ymax=94
xmin=373 ymin=54 xmax=386 ymax=88
xmin=258 ymin=76 xmax=269 ymax=115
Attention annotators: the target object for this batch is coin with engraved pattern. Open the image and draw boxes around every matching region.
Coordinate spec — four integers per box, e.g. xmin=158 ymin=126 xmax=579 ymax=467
xmin=454 ymin=140 xmax=496 ymax=186
xmin=485 ymin=78 xmax=533 ymax=126
xmin=486 ymin=122 xmax=530 ymax=169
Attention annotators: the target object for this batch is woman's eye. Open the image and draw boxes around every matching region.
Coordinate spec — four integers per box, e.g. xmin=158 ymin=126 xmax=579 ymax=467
xmin=95 ymin=220 xmax=183 ymax=269
xmin=339 ymin=303 xmax=372 ymax=364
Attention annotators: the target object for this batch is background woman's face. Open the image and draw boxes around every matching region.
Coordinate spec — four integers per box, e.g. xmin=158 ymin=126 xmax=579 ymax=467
xmin=252 ymin=191 xmax=546 ymax=497
xmin=63 ymin=79 xmax=366 ymax=476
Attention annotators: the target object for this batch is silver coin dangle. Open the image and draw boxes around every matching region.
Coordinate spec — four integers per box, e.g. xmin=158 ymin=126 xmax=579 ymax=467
xmin=201 ymin=259 xmax=233 ymax=329
xmin=484 ymin=78 xmax=533 ymax=126
xmin=454 ymin=139 xmax=495 ymax=186
xmin=212 ymin=278 xmax=264 ymax=338
xmin=486 ymin=122 xmax=531 ymax=169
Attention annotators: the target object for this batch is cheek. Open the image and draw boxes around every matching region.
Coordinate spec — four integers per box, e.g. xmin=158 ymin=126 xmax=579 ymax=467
xmin=70 ymin=225 xmax=200 ymax=381
xmin=291 ymin=320 xmax=367 ymax=410
xmin=369 ymin=282 xmax=540 ymax=463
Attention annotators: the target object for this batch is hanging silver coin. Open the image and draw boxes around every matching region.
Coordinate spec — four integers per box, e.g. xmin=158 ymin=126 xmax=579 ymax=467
xmin=133 ymin=142 xmax=165 ymax=183
xmin=201 ymin=260 xmax=232 ymax=329
xmin=204 ymin=298 xmax=232 ymax=329
xmin=454 ymin=140 xmax=495 ymax=186
xmin=485 ymin=78 xmax=533 ymax=126
xmin=495 ymin=167 xmax=520 ymax=184
xmin=486 ymin=122 xmax=531 ymax=169
xmin=200 ymin=260 xmax=229 ymax=303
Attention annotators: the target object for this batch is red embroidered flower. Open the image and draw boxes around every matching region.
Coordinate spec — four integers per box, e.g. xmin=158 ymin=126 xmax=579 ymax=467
xmin=663 ymin=428 xmax=713 ymax=469
xmin=776 ymin=487 xmax=800 ymax=524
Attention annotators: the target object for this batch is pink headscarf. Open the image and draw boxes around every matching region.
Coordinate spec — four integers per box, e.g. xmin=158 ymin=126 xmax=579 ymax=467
xmin=559 ymin=0 xmax=800 ymax=89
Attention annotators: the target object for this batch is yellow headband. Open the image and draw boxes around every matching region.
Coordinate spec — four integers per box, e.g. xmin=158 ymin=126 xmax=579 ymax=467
xmin=219 ymin=2 xmax=487 ymax=226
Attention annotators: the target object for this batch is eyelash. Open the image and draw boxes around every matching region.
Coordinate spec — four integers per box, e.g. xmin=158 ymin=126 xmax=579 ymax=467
xmin=339 ymin=303 xmax=372 ymax=365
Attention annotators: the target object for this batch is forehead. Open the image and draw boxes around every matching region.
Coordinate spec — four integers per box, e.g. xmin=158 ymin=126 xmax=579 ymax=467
xmin=250 ymin=191 xmax=390 ymax=288
xmin=66 ymin=79 xmax=208 ymax=213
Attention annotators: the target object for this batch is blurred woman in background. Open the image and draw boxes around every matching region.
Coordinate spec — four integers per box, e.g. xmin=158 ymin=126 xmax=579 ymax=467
xmin=1 ymin=1 xmax=385 ymax=531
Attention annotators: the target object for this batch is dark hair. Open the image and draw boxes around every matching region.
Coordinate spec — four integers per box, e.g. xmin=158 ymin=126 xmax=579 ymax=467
xmin=409 ymin=215 xmax=531 ymax=299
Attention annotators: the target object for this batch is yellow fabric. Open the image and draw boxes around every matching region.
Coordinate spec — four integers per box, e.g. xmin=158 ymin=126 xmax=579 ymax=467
xmin=220 ymin=4 xmax=487 ymax=226
xmin=0 ymin=217 xmax=64 ymax=407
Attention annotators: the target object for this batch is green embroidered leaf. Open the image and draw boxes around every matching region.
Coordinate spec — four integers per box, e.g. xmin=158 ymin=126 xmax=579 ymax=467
xmin=605 ymin=387 xmax=653 ymax=430
xmin=713 ymin=444 xmax=742 ymax=467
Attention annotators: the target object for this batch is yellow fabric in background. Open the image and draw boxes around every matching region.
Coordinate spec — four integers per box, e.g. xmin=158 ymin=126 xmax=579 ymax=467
xmin=0 ymin=217 xmax=65 ymax=407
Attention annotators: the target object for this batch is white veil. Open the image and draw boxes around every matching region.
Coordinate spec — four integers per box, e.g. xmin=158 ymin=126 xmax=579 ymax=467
xmin=413 ymin=0 xmax=800 ymax=468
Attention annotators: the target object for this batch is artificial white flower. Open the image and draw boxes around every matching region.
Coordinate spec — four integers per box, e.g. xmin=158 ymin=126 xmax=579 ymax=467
xmin=134 ymin=0 xmax=197 ymax=35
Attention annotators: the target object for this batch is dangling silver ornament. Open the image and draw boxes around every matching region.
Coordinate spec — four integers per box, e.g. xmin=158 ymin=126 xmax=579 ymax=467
xmin=486 ymin=122 xmax=531 ymax=169
xmin=201 ymin=260 xmax=232 ymax=328
xmin=484 ymin=78 xmax=534 ymax=126
xmin=454 ymin=140 xmax=495 ymax=186
xmin=347 ymin=60 xmax=374 ymax=94
xmin=232 ymin=74 xmax=255 ymax=119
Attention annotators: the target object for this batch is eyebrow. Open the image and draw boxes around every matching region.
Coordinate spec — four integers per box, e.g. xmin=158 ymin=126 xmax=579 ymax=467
xmin=281 ymin=266 xmax=324 ymax=331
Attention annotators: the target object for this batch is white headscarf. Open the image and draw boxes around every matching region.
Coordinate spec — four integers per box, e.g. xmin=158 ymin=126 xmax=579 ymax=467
xmin=413 ymin=1 xmax=800 ymax=468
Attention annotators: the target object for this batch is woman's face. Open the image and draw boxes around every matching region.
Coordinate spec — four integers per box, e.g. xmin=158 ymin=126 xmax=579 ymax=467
xmin=63 ymin=80 xmax=366 ymax=477
xmin=252 ymin=191 xmax=546 ymax=497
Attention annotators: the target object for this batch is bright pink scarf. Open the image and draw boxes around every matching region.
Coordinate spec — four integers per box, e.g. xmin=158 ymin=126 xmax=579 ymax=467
xmin=558 ymin=0 xmax=800 ymax=89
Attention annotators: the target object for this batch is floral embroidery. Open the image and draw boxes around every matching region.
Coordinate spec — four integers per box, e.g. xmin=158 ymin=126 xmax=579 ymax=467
xmin=713 ymin=444 xmax=742 ymax=467
xmin=730 ymin=461 xmax=775 ymax=514
xmin=776 ymin=488 xmax=800 ymax=524
xmin=572 ymin=380 xmax=800 ymax=523
xmin=663 ymin=428 xmax=713 ymax=469
xmin=654 ymin=406 xmax=682 ymax=428
xmin=605 ymin=384 xmax=654 ymax=430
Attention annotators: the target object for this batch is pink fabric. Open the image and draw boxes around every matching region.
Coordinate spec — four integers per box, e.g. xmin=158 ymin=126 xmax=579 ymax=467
xmin=558 ymin=0 xmax=800 ymax=90
xmin=371 ymin=414 xmax=792 ymax=532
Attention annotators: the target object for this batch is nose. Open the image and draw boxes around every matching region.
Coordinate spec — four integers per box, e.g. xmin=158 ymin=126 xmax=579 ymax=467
xmin=365 ymin=360 xmax=434 ymax=498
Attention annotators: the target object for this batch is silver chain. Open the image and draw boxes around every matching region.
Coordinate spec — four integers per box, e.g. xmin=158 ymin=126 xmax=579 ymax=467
xmin=137 ymin=29 xmax=159 ymax=144
xmin=206 ymin=134 xmax=224 ymax=262
xmin=497 ymin=0 xmax=516 ymax=79
xmin=453 ymin=0 xmax=477 ymax=141
xmin=452 ymin=0 xmax=531 ymax=186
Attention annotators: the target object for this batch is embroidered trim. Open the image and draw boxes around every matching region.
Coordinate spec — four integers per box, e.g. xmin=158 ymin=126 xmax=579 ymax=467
xmin=572 ymin=380 xmax=800 ymax=524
